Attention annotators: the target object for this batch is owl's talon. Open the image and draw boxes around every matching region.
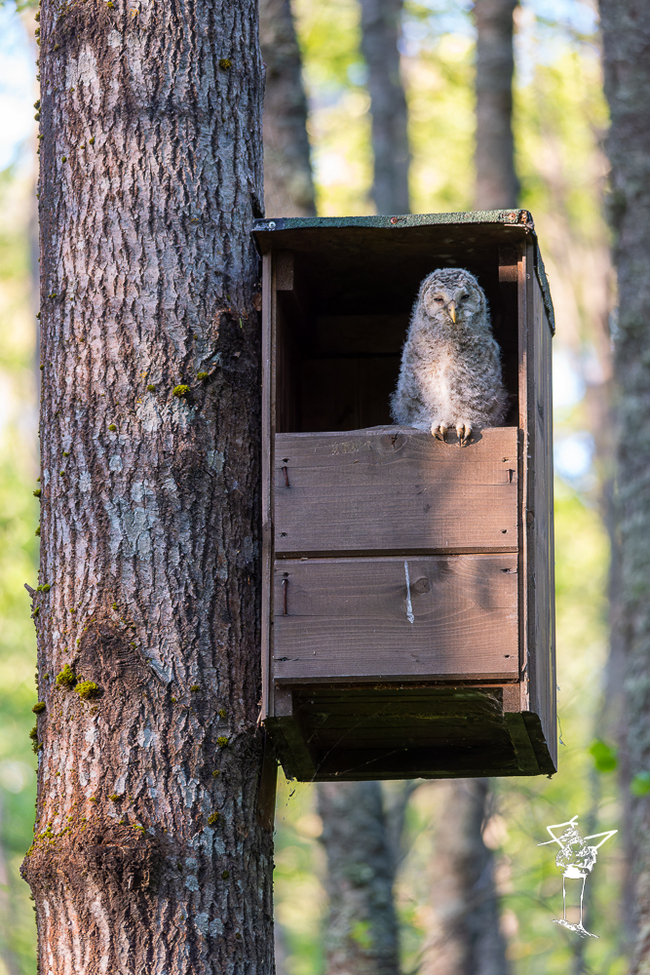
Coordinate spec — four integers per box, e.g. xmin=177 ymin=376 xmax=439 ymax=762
xmin=432 ymin=423 xmax=447 ymax=442
xmin=457 ymin=422 xmax=472 ymax=445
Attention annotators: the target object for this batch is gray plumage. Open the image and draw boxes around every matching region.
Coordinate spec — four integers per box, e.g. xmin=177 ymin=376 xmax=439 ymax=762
xmin=390 ymin=268 xmax=508 ymax=445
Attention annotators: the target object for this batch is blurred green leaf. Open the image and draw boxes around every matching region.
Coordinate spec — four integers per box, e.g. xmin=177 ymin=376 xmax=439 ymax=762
xmin=350 ymin=919 xmax=373 ymax=950
xmin=631 ymin=772 xmax=650 ymax=797
xmin=590 ymin=739 xmax=618 ymax=773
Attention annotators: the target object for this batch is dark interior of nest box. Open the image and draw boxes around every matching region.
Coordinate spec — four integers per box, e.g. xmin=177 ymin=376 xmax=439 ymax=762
xmin=272 ymin=223 xmax=522 ymax=434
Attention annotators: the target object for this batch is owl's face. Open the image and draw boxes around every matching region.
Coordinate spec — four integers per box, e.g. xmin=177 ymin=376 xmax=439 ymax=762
xmin=420 ymin=270 xmax=484 ymax=327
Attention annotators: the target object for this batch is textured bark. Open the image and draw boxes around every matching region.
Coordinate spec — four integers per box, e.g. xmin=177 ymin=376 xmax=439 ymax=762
xmin=599 ymin=2 xmax=650 ymax=972
xmin=473 ymin=0 xmax=519 ymax=210
xmin=318 ymin=782 xmax=400 ymax=975
xmin=420 ymin=781 xmax=509 ymax=975
xmin=359 ymin=0 xmax=410 ymax=215
xmin=22 ymin=3 xmax=273 ymax=973
xmin=260 ymin=0 xmax=316 ymax=217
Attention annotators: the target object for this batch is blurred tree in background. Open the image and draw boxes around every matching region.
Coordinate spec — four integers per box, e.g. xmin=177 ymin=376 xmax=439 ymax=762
xmin=474 ymin=0 xmax=519 ymax=208
xmin=599 ymin=1 xmax=650 ymax=972
xmin=260 ymin=0 xmax=316 ymax=216
xmin=359 ymin=0 xmax=411 ymax=214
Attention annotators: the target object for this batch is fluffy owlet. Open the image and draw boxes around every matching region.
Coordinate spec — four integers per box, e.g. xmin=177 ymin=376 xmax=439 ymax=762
xmin=390 ymin=268 xmax=508 ymax=445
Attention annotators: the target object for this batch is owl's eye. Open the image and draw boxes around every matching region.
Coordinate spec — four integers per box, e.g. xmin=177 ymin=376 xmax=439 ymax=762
xmin=433 ymin=295 xmax=444 ymax=304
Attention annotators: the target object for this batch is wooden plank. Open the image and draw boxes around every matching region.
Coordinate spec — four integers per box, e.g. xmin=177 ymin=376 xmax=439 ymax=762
xmin=264 ymin=716 xmax=317 ymax=781
xmin=256 ymin=734 xmax=278 ymax=831
xmin=498 ymin=244 xmax=519 ymax=282
xmin=275 ymin=427 xmax=518 ymax=554
xmin=517 ymin=250 xmax=529 ymax=708
xmin=260 ymin=252 xmax=273 ymax=720
xmin=276 ymin=299 xmax=301 ymax=433
xmin=305 ymin=725 xmax=502 ymax=746
xmin=522 ymin=711 xmax=557 ymax=774
xmin=272 ymin=554 xmax=518 ymax=681
xmin=526 ymin=251 xmax=557 ymax=768
xmin=310 ymin=742 xmax=522 ymax=781
xmin=503 ymin=712 xmax=541 ymax=773
xmin=264 ymin=681 xmax=557 ymax=780
xmin=296 ymin=698 xmax=508 ymax=718
xmin=276 ymin=250 xmax=294 ymax=291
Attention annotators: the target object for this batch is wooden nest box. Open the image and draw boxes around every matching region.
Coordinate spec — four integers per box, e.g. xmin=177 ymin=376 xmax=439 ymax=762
xmin=253 ymin=210 xmax=556 ymax=782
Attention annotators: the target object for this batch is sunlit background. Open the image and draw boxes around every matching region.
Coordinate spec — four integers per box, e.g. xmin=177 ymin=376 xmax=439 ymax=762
xmin=0 ymin=0 xmax=622 ymax=972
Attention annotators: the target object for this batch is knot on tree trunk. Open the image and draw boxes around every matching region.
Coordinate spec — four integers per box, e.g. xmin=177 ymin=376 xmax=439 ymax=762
xmin=22 ymin=818 xmax=167 ymax=896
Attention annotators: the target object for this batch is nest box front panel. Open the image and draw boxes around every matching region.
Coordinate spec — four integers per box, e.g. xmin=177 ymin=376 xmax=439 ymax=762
xmin=272 ymin=425 xmax=520 ymax=684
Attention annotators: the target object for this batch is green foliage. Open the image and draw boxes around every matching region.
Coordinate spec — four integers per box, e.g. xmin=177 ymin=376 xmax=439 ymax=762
xmin=273 ymin=778 xmax=325 ymax=975
xmin=406 ymin=33 xmax=475 ymax=213
xmin=349 ymin=919 xmax=372 ymax=950
xmin=517 ymin=48 xmax=609 ymax=242
xmin=0 ymin=0 xmax=36 ymax=13
xmin=630 ymin=772 xmax=650 ymax=797
xmin=590 ymin=739 xmax=618 ymax=773
xmin=0 ymin=165 xmax=39 ymax=974
xmin=293 ymin=0 xmax=373 ymax=216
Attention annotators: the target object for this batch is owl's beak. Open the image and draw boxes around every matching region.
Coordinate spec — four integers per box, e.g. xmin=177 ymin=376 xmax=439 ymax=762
xmin=447 ymin=300 xmax=457 ymax=324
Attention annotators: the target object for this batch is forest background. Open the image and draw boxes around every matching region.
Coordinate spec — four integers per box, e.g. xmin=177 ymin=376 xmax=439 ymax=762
xmin=0 ymin=0 xmax=623 ymax=973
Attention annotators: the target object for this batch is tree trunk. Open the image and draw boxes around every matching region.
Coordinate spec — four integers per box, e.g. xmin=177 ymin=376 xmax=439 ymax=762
xmin=21 ymin=3 xmax=274 ymax=973
xmin=318 ymin=782 xmax=400 ymax=975
xmin=599 ymin=2 xmax=650 ymax=971
xmin=260 ymin=0 xmax=316 ymax=217
xmin=420 ymin=781 xmax=508 ymax=975
xmin=359 ymin=0 xmax=410 ymax=215
xmin=473 ymin=0 xmax=519 ymax=209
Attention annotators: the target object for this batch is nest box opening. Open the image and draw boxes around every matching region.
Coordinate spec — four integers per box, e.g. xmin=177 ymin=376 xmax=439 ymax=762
xmin=253 ymin=212 xmax=557 ymax=783
xmin=270 ymin=224 xmax=523 ymax=435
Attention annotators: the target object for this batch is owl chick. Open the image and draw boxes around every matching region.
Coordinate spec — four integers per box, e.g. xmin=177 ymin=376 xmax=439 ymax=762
xmin=390 ymin=268 xmax=508 ymax=445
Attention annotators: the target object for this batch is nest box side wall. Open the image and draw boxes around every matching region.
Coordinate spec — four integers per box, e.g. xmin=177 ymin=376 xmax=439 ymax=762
xmin=521 ymin=240 xmax=557 ymax=770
